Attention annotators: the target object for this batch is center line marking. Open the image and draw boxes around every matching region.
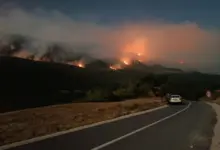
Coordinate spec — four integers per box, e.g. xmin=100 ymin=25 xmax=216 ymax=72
xmin=91 ymin=102 xmax=192 ymax=150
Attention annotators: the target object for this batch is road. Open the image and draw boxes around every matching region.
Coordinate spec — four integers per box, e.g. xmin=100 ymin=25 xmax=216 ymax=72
xmin=2 ymin=101 xmax=216 ymax=150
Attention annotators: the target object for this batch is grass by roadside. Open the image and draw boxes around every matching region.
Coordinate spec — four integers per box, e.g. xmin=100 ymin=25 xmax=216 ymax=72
xmin=0 ymin=98 xmax=165 ymax=146
xmin=200 ymin=96 xmax=220 ymax=105
xmin=203 ymin=97 xmax=220 ymax=105
xmin=213 ymin=98 xmax=220 ymax=105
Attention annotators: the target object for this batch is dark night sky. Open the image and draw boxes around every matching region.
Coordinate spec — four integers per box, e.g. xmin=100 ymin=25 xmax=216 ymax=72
xmin=1 ymin=0 xmax=220 ymax=27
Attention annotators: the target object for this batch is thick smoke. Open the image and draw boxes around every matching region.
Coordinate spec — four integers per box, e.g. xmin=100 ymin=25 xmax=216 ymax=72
xmin=0 ymin=6 xmax=219 ymax=72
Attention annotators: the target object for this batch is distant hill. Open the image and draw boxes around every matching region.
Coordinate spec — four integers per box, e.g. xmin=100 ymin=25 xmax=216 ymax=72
xmin=147 ymin=64 xmax=183 ymax=74
xmin=0 ymin=56 xmax=144 ymax=112
xmin=124 ymin=61 xmax=148 ymax=70
xmin=86 ymin=60 xmax=110 ymax=70
xmin=124 ymin=61 xmax=183 ymax=74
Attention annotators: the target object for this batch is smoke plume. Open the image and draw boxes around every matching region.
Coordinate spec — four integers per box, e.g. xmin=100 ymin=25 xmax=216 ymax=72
xmin=0 ymin=6 xmax=219 ymax=72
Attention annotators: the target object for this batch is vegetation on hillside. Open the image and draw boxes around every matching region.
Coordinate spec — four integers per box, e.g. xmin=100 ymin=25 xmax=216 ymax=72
xmin=1 ymin=56 xmax=220 ymax=112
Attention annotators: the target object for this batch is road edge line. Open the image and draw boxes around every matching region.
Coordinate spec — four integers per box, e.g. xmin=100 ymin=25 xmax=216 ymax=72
xmin=0 ymin=104 xmax=168 ymax=150
xmin=91 ymin=102 xmax=191 ymax=150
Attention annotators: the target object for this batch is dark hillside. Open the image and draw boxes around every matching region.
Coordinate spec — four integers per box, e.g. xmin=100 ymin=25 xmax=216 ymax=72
xmin=0 ymin=57 xmax=148 ymax=112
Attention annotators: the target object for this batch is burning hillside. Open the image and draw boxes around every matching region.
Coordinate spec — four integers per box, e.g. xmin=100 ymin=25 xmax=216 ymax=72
xmin=0 ymin=34 xmax=152 ymax=70
xmin=0 ymin=34 xmax=184 ymax=73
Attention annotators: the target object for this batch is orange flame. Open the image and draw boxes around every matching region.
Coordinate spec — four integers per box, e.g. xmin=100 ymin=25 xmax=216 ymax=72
xmin=12 ymin=50 xmax=31 ymax=59
xmin=67 ymin=61 xmax=85 ymax=68
xmin=110 ymin=64 xmax=122 ymax=70
xmin=123 ymin=60 xmax=129 ymax=65
xmin=121 ymin=58 xmax=131 ymax=65
xmin=77 ymin=62 xmax=85 ymax=68
xmin=137 ymin=53 xmax=142 ymax=56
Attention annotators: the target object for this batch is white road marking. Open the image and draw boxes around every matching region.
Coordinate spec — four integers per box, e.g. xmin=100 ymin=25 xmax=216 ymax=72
xmin=91 ymin=102 xmax=192 ymax=150
xmin=0 ymin=105 xmax=168 ymax=150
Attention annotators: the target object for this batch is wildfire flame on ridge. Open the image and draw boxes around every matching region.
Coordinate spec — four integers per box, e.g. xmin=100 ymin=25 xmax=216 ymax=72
xmin=67 ymin=61 xmax=85 ymax=68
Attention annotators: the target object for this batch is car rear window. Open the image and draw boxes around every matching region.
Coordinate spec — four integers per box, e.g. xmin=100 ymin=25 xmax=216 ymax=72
xmin=171 ymin=95 xmax=180 ymax=98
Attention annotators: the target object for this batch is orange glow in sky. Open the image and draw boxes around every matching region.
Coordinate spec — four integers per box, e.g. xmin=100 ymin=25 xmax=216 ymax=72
xmin=121 ymin=37 xmax=147 ymax=62
xmin=123 ymin=37 xmax=146 ymax=54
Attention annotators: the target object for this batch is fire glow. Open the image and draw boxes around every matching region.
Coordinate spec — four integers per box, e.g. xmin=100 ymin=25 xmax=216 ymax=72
xmin=77 ymin=62 xmax=85 ymax=68
xmin=137 ymin=53 xmax=142 ymax=56
xmin=121 ymin=58 xmax=131 ymax=65
xmin=120 ymin=37 xmax=148 ymax=65
xmin=110 ymin=64 xmax=122 ymax=70
xmin=67 ymin=61 xmax=85 ymax=68
xmin=179 ymin=60 xmax=185 ymax=65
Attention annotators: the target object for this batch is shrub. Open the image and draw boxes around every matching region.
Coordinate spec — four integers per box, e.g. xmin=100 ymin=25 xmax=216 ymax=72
xmin=86 ymin=89 xmax=110 ymax=101
xmin=113 ymin=87 xmax=135 ymax=99
xmin=135 ymin=83 xmax=152 ymax=97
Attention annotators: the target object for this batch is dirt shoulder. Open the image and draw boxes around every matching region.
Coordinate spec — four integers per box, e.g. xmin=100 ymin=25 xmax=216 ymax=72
xmin=213 ymin=98 xmax=220 ymax=105
xmin=0 ymin=98 xmax=165 ymax=146
xmin=209 ymin=102 xmax=220 ymax=150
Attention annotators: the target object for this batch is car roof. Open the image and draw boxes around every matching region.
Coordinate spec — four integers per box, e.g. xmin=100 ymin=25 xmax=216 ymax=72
xmin=171 ymin=95 xmax=180 ymax=97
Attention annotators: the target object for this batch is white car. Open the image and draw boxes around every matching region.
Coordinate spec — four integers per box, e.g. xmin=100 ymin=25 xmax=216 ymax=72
xmin=168 ymin=95 xmax=183 ymax=104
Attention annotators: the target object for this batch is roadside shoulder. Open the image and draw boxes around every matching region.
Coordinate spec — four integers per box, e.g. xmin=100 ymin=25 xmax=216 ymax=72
xmin=208 ymin=103 xmax=220 ymax=150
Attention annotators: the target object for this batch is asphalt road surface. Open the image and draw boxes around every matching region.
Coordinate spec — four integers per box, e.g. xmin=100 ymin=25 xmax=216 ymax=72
xmin=3 ymin=101 xmax=216 ymax=150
